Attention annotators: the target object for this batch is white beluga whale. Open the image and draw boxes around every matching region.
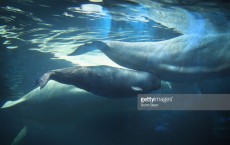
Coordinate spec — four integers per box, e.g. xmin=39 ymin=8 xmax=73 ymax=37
xmin=0 ymin=80 xmax=138 ymax=145
xmin=69 ymin=34 xmax=230 ymax=82
xmin=1 ymin=80 xmax=137 ymax=124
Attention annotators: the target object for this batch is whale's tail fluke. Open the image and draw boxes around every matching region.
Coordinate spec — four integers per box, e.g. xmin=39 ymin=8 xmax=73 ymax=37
xmin=37 ymin=71 xmax=54 ymax=89
xmin=68 ymin=41 xmax=100 ymax=56
xmin=1 ymin=98 xmax=25 ymax=109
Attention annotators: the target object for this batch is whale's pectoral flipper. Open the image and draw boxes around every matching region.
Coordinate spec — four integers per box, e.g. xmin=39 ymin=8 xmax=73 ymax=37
xmin=68 ymin=41 xmax=100 ymax=56
xmin=11 ymin=126 xmax=28 ymax=145
xmin=37 ymin=71 xmax=55 ymax=89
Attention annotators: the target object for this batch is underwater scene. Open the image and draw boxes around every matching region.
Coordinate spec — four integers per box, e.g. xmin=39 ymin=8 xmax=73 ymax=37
xmin=0 ymin=0 xmax=230 ymax=145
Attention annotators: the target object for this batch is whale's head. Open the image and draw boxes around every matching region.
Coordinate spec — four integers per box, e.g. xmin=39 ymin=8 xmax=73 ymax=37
xmin=68 ymin=41 xmax=107 ymax=56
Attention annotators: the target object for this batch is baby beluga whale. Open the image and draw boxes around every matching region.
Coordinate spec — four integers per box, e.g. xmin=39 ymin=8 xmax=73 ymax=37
xmin=69 ymin=34 xmax=230 ymax=82
xmin=37 ymin=65 xmax=161 ymax=98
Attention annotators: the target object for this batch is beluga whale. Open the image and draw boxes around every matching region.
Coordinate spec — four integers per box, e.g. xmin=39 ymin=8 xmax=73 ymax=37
xmin=1 ymin=80 xmax=140 ymax=129
xmin=69 ymin=34 xmax=230 ymax=82
xmin=36 ymin=65 xmax=161 ymax=98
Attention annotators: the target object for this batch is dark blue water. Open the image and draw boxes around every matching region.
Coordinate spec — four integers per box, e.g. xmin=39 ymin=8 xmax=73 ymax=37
xmin=0 ymin=0 xmax=230 ymax=145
